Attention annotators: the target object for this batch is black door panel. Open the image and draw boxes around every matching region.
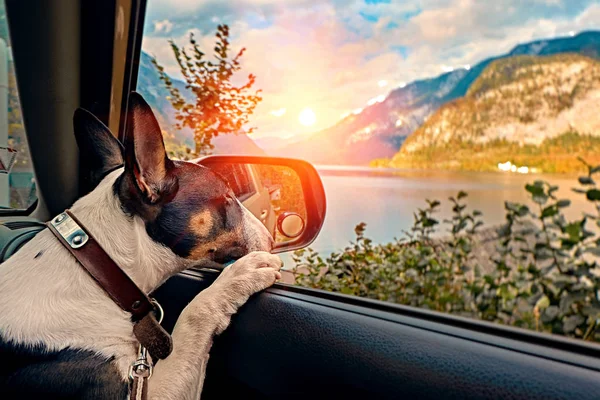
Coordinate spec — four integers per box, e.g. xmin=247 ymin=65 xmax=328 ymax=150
xmin=154 ymin=271 xmax=600 ymax=399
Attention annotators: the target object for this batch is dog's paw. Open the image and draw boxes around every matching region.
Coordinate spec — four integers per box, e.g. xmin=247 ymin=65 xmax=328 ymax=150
xmin=212 ymin=251 xmax=283 ymax=304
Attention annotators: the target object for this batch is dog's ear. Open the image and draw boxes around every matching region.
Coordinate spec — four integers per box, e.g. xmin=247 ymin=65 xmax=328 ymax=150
xmin=73 ymin=108 xmax=124 ymax=190
xmin=123 ymin=91 xmax=178 ymax=204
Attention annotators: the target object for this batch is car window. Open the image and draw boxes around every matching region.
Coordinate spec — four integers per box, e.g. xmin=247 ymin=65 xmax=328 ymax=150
xmin=0 ymin=1 xmax=36 ymax=211
xmin=139 ymin=0 xmax=600 ymax=344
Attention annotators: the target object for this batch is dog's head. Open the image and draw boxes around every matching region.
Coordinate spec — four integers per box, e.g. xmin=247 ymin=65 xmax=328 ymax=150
xmin=73 ymin=92 xmax=273 ymax=265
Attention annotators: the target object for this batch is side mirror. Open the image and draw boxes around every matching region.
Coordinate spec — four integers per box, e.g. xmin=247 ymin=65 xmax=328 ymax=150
xmin=196 ymin=156 xmax=326 ymax=254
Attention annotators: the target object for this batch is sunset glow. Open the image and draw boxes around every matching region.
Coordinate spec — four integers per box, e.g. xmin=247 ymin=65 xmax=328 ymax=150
xmin=298 ymin=108 xmax=317 ymax=127
xmin=143 ymin=0 xmax=598 ymax=140
xmin=270 ymin=108 xmax=286 ymax=117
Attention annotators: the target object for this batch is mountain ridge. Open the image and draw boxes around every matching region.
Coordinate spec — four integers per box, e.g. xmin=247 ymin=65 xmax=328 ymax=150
xmin=139 ymin=31 xmax=600 ymax=164
xmin=388 ymin=52 xmax=600 ymax=173
xmin=272 ymin=31 xmax=600 ymax=165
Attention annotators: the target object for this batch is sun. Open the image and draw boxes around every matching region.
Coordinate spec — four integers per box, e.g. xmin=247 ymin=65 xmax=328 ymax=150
xmin=298 ymin=108 xmax=316 ymax=127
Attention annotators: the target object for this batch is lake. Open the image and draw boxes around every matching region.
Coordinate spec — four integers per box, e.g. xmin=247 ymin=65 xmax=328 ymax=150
xmin=279 ymin=167 xmax=595 ymax=268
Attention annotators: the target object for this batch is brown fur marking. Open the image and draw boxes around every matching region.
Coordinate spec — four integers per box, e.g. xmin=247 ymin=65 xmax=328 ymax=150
xmin=188 ymin=229 xmax=242 ymax=260
xmin=190 ymin=210 xmax=214 ymax=238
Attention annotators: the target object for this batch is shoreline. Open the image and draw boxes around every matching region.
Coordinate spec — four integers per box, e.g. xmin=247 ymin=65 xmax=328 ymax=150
xmin=315 ymin=164 xmax=583 ymax=179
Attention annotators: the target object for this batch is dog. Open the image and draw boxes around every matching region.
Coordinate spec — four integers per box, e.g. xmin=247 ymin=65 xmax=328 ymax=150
xmin=0 ymin=92 xmax=283 ymax=399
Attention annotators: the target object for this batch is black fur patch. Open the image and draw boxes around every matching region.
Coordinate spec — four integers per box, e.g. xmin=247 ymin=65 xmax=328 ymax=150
xmin=73 ymin=108 xmax=125 ymax=195
xmin=117 ymin=160 xmax=247 ymax=263
xmin=0 ymin=336 xmax=128 ymax=399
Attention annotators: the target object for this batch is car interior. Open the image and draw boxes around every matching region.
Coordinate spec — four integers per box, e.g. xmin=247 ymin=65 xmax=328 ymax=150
xmin=1 ymin=1 xmax=600 ymax=399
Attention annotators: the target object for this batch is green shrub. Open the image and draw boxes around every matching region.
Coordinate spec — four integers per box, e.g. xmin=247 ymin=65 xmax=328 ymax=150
xmin=291 ymin=160 xmax=600 ymax=341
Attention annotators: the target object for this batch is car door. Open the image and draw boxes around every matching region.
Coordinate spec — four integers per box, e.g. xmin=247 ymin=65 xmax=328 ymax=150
xmin=153 ymin=270 xmax=600 ymax=400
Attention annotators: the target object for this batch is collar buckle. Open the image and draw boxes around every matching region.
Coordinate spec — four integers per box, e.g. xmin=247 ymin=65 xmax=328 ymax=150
xmin=50 ymin=212 xmax=89 ymax=249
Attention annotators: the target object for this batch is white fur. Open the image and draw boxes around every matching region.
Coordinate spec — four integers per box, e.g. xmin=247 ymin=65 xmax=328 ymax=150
xmin=0 ymin=167 xmax=282 ymax=398
xmin=239 ymin=198 xmax=273 ymax=252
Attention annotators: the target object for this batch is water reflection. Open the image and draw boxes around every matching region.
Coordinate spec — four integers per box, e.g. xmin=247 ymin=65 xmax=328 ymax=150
xmin=309 ymin=169 xmax=594 ymax=255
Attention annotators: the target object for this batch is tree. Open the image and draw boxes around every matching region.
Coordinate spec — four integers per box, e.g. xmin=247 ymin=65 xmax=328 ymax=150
xmin=152 ymin=24 xmax=262 ymax=156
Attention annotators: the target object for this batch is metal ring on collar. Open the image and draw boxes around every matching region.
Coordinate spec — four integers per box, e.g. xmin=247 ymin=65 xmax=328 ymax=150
xmin=150 ymin=298 xmax=164 ymax=324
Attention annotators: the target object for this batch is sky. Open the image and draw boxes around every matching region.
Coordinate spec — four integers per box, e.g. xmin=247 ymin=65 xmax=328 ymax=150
xmin=141 ymin=0 xmax=600 ymax=139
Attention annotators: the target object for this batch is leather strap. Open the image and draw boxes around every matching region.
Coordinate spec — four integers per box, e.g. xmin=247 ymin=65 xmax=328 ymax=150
xmin=130 ymin=374 xmax=148 ymax=400
xmin=47 ymin=210 xmax=154 ymax=320
xmin=46 ymin=210 xmax=172 ymax=360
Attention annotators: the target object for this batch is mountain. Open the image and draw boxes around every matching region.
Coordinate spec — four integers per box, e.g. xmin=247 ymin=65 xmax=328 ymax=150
xmin=273 ymin=31 xmax=600 ymax=165
xmin=389 ymin=53 xmax=600 ymax=173
xmin=210 ymin=133 xmax=265 ymax=155
xmin=270 ymin=68 xmax=472 ymax=164
xmin=137 ymin=51 xmax=265 ymax=156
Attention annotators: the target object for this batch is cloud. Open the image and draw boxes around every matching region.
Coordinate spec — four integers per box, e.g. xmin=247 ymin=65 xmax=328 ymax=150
xmin=153 ymin=19 xmax=173 ymax=33
xmin=142 ymin=0 xmax=600 ymax=138
xmin=270 ymin=108 xmax=286 ymax=117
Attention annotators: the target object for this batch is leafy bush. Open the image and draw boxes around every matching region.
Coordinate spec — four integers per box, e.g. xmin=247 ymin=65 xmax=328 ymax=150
xmin=291 ymin=161 xmax=600 ymax=341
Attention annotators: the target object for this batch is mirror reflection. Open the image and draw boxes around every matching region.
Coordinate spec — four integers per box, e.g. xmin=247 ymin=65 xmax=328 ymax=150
xmin=206 ymin=163 xmax=307 ymax=244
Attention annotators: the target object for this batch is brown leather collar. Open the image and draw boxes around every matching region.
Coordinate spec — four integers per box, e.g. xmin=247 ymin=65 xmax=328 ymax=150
xmin=47 ymin=210 xmax=172 ymax=359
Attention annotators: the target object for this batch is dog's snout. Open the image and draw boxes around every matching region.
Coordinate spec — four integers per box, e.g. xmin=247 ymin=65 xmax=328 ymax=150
xmin=239 ymin=202 xmax=274 ymax=253
xmin=255 ymin=233 xmax=274 ymax=253
xmin=245 ymin=222 xmax=273 ymax=253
